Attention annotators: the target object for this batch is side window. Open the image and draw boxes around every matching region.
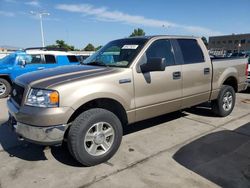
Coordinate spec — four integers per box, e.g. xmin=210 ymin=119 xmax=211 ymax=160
xmin=45 ymin=55 xmax=56 ymax=64
xmin=67 ymin=55 xmax=79 ymax=63
xmin=21 ymin=54 xmax=42 ymax=64
xmin=144 ymin=39 xmax=175 ymax=66
xmin=177 ymin=39 xmax=205 ymax=64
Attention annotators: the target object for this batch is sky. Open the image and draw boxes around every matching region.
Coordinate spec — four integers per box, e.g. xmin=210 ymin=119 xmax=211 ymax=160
xmin=0 ymin=0 xmax=249 ymax=49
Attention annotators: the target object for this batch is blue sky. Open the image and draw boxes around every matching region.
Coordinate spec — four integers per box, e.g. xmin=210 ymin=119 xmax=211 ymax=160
xmin=0 ymin=0 xmax=249 ymax=49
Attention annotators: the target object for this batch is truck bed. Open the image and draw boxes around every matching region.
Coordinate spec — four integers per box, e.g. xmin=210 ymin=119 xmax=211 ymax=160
xmin=211 ymin=57 xmax=248 ymax=94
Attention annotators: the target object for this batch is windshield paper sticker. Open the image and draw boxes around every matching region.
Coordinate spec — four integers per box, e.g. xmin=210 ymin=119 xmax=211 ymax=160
xmin=122 ymin=45 xmax=138 ymax=49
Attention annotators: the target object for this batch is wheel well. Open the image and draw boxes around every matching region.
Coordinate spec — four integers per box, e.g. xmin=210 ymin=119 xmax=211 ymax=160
xmin=223 ymin=76 xmax=238 ymax=92
xmin=0 ymin=75 xmax=12 ymax=85
xmin=67 ymin=98 xmax=128 ymax=126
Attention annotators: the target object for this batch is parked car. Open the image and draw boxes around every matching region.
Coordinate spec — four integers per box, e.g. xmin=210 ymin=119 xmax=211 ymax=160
xmin=76 ymin=55 xmax=91 ymax=64
xmin=0 ymin=48 xmax=80 ymax=98
xmin=231 ymin=51 xmax=250 ymax=86
xmin=8 ymin=36 xmax=248 ymax=166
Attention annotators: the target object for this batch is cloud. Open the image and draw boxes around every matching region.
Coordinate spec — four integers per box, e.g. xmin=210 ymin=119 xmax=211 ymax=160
xmin=0 ymin=10 xmax=15 ymax=17
xmin=25 ymin=0 xmax=40 ymax=7
xmin=55 ymin=3 xmax=222 ymax=36
xmin=3 ymin=0 xmax=17 ymax=3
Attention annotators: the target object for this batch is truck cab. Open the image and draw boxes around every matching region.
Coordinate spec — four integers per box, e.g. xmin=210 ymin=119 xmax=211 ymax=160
xmin=0 ymin=48 xmax=80 ymax=98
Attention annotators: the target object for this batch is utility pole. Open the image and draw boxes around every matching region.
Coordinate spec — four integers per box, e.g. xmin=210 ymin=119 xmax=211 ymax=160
xmin=30 ymin=11 xmax=50 ymax=47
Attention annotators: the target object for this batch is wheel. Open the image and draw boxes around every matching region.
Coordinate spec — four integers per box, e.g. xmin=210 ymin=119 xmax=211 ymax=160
xmin=0 ymin=78 xmax=11 ymax=98
xmin=67 ymin=108 xmax=123 ymax=166
xmin=211 ymin=85 xmax=235 ymax=117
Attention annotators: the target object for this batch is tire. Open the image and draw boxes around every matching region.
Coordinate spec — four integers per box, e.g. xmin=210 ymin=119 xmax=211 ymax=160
xmin=67 ymin=108 xmax=123 ymax=166
xmin=0 ymin=78 xmax=11 ymax=99
xmin=211 ymin=85 xmax=235 ymax=117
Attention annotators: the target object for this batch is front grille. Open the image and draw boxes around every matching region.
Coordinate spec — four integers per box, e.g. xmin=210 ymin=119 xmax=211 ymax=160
xmin=11 ymin=83 xmax=25 ymax=106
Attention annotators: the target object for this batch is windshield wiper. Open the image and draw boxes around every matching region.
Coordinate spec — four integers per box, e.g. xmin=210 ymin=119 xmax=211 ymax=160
xmin=85 ymin=61 xmax=109 ymax=67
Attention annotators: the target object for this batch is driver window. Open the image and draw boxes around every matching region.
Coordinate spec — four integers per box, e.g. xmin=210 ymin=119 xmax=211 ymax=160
xmin=22 ymin=54 xmax=42 ymax=64
xmin=141 ymin=39 xmax=175 ymax=66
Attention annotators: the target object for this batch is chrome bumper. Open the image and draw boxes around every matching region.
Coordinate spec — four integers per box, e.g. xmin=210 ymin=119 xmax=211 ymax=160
xmin=11 ymin=120 xmax=69 ymax=145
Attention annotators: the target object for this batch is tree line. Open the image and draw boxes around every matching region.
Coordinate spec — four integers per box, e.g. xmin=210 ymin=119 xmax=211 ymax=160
xmin=46 ymin=28 xmax=208 ymax=51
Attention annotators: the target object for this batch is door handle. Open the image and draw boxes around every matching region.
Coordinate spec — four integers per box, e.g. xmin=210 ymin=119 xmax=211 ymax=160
xmin=172 ymin=71 xmax=181 ymax=80
xmin=204 ymin=68 xmax=210 ymax=75
xmin=37 ymin=67 xmax=45 ymax=70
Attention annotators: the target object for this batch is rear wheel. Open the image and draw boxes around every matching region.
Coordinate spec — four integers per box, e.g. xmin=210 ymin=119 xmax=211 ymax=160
xmin=211 ymin=85 xmax=235 ymax=117
xmin=0 ymin=78 xmax=11 ymax=98
xmin=67 ymin=108 xmax=123 ymax=166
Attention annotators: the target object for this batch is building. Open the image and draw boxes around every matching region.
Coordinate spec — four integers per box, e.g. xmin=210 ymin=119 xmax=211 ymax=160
xmin=209 ymin=33 xmax=250 ymax=54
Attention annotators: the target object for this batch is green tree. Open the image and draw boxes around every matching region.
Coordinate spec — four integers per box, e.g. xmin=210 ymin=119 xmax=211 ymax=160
xmin=201 ymin=36 xmax=208 ymax=47
xmin=95 ymin=45 xmax=103 ymax=51
xmin=84 ymin=43 xmax=95 ymax=51
xmin=46 ymin=40 xmax=75 ymax=51
xmin=129 ymin=28 xmax=146 ymax=37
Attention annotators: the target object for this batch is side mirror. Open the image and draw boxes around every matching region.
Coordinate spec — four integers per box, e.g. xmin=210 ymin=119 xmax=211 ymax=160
xmin=19 ymin=59 xmax=26 ymax=67
xmin=140 ymin=58 xmax=166 ymax=73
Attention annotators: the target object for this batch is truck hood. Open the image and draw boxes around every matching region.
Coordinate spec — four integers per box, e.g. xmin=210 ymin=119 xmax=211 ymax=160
xmin=0 ymin=64 xmax=10 ymax=70
xmin=16 ymin=65 xmax=115 ymax=88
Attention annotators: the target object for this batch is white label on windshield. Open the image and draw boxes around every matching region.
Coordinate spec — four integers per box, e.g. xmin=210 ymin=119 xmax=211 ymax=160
xmin=122 ymin=45 xmax=138 ymax=49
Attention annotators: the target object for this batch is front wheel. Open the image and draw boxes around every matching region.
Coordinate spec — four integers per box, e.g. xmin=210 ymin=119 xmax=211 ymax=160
xmin=67 ymin=108 xmax=123 ymax=166
xmin=211 ymin=85 xmax=235 ymax=117
xmin=0 ymin=78 xmax=11 ymax=99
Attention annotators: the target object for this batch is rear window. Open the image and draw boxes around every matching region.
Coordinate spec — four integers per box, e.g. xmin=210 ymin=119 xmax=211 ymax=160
xmin=177 ymin=39 xmax=205 ymax=64
xmin=45 ymin=55 xmax=56 ymax=64
xmin=67 ymin=55 xmax=79 ymax=63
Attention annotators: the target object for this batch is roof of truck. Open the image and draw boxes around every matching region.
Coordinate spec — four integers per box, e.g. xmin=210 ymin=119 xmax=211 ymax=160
xmin=127 ymin=35 xmax=199 ymax=40
xmin=25 ymin=50 xmax=74 ymax=55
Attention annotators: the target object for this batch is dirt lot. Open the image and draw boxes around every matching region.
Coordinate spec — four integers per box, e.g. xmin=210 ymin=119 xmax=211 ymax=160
xmin=0 ymin=91 xmax=250 ymax=188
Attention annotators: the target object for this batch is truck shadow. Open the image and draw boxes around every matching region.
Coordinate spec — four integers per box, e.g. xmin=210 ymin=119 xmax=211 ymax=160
xmin=184 ymin=102 xmax=218 ymax=117
xmin=0 ymin=121 xmax=47 ymax=161
xmin=0 ymin=111 xmax=185 ymax=167
xmin=173 ymin=122 xmax=250 ymax=188
xmin=241 ymin=87 xmax=250 ymax=94
xmin=51 ymin=111 xmax=185 ymax=166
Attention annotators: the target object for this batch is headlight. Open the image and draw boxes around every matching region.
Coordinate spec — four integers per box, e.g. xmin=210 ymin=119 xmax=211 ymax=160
xmin=25 ymin=89 xmax=59 ymax=107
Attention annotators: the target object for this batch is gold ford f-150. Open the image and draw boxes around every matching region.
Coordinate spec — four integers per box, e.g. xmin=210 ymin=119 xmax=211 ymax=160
xmin=7 ymin=35 xmax=248 ymax=166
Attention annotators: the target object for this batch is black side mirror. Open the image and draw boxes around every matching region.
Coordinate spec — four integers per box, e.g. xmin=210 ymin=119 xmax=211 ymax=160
xmin=140 ymin=58 xmax=166 ymax=73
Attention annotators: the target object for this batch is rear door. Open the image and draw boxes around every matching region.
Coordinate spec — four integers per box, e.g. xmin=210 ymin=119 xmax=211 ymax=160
xmin=133 ymin=39 xmax=182 ymax=121
xmin=176 ymin=39 xmax=212 ymax=108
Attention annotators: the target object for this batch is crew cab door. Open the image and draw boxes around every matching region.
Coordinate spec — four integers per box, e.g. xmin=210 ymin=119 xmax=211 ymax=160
xmin=133 ymin=39 xmax=182 ymax=122
xmin=13 ymin=54 xmax=57 ymax=79
xmin=175 ymin=39 xmax=212 ymax=108
xmin=13 ymin=54 xmax=45 ymax=78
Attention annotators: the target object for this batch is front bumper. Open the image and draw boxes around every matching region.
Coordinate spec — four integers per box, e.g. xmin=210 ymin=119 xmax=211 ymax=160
xmin=7 ymin=98 xmax=74 ymax=145
xmin=10 ymin=117 xmax=69 ymax=145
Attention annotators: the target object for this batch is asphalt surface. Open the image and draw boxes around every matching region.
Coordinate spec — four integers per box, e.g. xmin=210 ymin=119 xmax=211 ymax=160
xmin=0 ymin=91 xmax=250 ymax=188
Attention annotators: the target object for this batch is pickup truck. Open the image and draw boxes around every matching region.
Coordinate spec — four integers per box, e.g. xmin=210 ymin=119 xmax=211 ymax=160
xmin=0 ymin=48 xmax=80 ymax=98
xmin=7 ymin=36 xmax=248 ymax=166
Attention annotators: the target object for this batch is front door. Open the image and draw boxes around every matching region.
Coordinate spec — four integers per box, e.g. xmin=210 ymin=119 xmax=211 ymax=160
xmin=14 ymin=54 xmax=45 ymax=79
xmin=133 ymin=39 xmax=182 ymax=122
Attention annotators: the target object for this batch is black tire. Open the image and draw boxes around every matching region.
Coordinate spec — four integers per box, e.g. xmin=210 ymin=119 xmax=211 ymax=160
xmin=211 ymin=85 xmax=235 ymax=117
xmin=67 ymin=108 xmax=123 ymax=166
xmin=0 ymin=78 xmax=11 ymax=99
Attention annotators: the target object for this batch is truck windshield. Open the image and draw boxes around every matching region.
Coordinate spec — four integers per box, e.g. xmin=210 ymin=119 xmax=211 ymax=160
xmin=84 ymin=38 xmax=147 ymax=68
xmin=0 ymin=53 xmax=16 ymax=65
